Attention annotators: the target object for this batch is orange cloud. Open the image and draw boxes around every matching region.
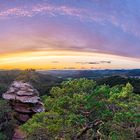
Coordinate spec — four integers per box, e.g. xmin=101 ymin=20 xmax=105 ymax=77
xmin=0 ymin=50 xmax=140 ymax=70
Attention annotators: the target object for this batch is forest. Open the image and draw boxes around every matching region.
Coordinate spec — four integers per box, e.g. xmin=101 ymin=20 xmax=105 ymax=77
xmin=0 ymin=70 xmax=140 ymax=140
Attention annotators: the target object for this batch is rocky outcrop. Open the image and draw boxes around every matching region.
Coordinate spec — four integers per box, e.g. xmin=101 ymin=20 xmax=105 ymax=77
xmin=2 ymin=81 xmax=45 ymax=123
xmin=3 ymin=81 xmax=45 ymax=139
xmin=12 ymin=127 xmax=26 ymax=140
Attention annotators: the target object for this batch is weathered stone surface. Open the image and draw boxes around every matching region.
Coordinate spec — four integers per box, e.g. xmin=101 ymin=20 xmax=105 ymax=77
xmin=16 ymin=90 xmax=34 ymax=96
xmin=14 ymin=103 xmax=33 ymax=113
xmin=12 ymin=127 xmax=26 ymax=140
xmin=17 ymin=114 xmax=30 ymax=122
xmin=16 ymin=96 xmax=40 ymax=103
xmin=3 ymin=93 xmax=40 ymax=103
xmin=3 ymin=81 xmax=40 ymax=103
xmin=3 ymin=81 xmax=45 ymax=122
xmin=3 ymin=93 xmax=16 ymax=100
xmin=8 ymin=87 xmax=16 ymax=93
xmin=3 ymin=81 xmax=45 ymax=140
xmin=32 ymin=102 xmax=45 ymax=113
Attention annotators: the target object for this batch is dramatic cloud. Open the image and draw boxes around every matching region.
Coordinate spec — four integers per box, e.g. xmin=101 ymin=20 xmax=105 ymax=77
xmin=0 ymin=0 xmax=140 ymax=69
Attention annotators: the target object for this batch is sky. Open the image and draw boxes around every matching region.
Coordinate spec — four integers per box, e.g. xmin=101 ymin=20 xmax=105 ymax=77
xmin=0 ymin=0 xmax=140 ymax=70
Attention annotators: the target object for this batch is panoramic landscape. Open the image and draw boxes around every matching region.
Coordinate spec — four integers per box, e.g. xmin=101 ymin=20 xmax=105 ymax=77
xmin=0 ymin=0 xmax=140 ymax=140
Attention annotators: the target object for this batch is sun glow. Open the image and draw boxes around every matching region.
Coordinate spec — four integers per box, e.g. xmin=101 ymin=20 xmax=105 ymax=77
xmin=0 ymin=51 xmax=139 ymax=70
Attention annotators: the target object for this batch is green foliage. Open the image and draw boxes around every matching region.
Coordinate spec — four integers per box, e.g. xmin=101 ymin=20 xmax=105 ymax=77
xmin=0 ymin=100 xmax=11 ymax=119
xmin=0 ymin=132 xmax=7 ymax=140
xmin=0 ymin=100 xmax=16 ymax=140
xmin=0 ymin=84 xmax=8 ymax=98
xmin=0 ymin=71 xmax=140 ymax=139
xmin=22 ymin=111 xmax=82 ymax=140
xmin=97 ymin=75 xmax=140 ymax=94
xmin=16 ymin=69 xmax=39 ymax=83
xmin=22 ymin=79 xmax=140 ymax=140
xmin=61 ymin=78 xmax=96 ymax=95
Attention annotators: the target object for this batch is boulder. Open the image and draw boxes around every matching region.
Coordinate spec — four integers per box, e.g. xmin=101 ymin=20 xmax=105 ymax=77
xmin=3 ymin=81 xmax=45 ymax=140
xmin=32 ymin=102 xmax=45 ymax=113
xmin=3 ymin=81 xmax=40 ymax=103
xmin=2 ymin=81 xmax=45 ymax=122
xmin=13 ymin=102 xmax=33 ymax=113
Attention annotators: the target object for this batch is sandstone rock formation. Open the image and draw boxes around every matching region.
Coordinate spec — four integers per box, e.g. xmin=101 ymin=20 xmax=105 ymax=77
xmin=12 ymin=127 xmax=26 ymax=140
xmin=3 ymin=81 xmax=45 ymax=123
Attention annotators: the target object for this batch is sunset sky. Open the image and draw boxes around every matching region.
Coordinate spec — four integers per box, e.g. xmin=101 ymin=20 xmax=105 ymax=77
xmin=0 ymin=0 xmax=140 ymax=70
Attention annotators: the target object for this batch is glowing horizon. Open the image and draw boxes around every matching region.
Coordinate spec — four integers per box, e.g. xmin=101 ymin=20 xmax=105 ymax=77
xmin=0 ymin=50 xmax=140 ymax=70
xmin=0 ymin=0 xmax=140 ymax=69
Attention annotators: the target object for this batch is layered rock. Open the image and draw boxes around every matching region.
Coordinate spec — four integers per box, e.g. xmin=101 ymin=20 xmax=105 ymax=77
xmin=3 ymin=81 xmax=45 ymax=123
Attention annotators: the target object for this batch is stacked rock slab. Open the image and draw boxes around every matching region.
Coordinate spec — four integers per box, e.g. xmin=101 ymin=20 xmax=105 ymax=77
xmin=2 ymin=81 xmax=45 ymax=123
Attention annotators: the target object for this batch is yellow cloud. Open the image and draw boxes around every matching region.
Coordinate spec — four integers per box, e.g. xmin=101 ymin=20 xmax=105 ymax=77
xmin=0 ymin=50 xmax=139 ymax=70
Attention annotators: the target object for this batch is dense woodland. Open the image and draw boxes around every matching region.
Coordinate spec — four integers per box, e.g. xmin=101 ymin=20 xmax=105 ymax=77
xmin=0 ymin=70 xmax=140 ymax=139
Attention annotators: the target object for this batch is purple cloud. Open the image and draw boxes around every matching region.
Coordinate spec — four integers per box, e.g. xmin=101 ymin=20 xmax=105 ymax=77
xmin=0 ymin=1 xmax=140 ymax=39
xmin=0 ymin=0 xmax=140 ymax=59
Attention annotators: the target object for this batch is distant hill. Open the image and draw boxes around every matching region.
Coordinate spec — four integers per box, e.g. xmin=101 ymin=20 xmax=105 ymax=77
xmin=0 ymin=69 xmax=140 ymax=98
xmin=38 ymin=69 xmax=140 ymax=94
xmin=37 ymin=69 xmax=140 ymax=79
xmin=96 ymin=75 xmax=140 ymax=94
xmin=0 ymin=70 xmax=63 ymax=97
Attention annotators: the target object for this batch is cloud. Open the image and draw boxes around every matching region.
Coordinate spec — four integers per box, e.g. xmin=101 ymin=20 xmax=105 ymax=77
xmin=76 ymin=62 xmax=99 ymax=65
xmin=100 ymin=61 xmax=111 ymax=64
xmin=51 ymin=61 xmax=59 ymax=63
xmin=63 ymin=67 xmax=76 ymax=69
xmin=86 ymin=62 xmax=100 ymax=64
xmin=76 ymin=61 xmax=111 ymax=65
xmin=51 ymin=67 xmax=57 ymax=69
xmin=0 ymin=4 xmax=83 ymax=19
xmin=0 ymin=1 xmax=139 ymax=38
xmin=0 ymin=8 xmax=32 ymax=18
xmin=0 ymin=1 xmax=140 ymax=58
